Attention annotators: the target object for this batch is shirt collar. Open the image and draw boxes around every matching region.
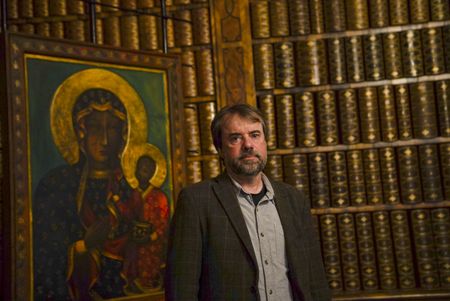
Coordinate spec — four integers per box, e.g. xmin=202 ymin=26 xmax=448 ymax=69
xmin=228 ymin=172 xmax=275 ymax=201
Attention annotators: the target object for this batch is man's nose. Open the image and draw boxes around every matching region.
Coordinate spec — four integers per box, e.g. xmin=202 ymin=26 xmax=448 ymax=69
xmin=242 ymin=136 xmax=254 ymax=149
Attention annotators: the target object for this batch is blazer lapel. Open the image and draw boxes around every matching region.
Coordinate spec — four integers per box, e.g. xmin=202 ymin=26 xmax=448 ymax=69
xmin=212 ymin=174 xmax=258 ymax=267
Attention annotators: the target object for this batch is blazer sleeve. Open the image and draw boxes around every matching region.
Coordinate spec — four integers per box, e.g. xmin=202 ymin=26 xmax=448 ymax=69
xmin=165 ymin=188 xmax=203 ymax=301
xmin=298 ymin=191 xmax=332 ymax=301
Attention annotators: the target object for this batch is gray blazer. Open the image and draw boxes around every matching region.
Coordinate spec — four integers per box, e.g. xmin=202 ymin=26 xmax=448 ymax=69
xmin=165 ymin=173 xmax=331 ymax=301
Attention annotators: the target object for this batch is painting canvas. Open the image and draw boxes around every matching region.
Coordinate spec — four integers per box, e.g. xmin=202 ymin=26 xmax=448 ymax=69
xmin=1 ymin=33 xmax=185 ymax=301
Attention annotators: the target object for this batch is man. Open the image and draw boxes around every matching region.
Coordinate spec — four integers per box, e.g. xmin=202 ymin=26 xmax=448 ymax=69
xmin=165 ymin=103 xmax=331 ymax=301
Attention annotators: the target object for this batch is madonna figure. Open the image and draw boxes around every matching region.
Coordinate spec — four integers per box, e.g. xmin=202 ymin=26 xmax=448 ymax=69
xmin=33 ymin=88 xmax=152 ymax=300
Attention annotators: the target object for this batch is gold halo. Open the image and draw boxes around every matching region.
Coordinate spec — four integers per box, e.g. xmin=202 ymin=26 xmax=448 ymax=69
xmin=121 ymin=143 xmax=167 ymax=189
xmin=50 ymin=68 xmax=148 ymax=165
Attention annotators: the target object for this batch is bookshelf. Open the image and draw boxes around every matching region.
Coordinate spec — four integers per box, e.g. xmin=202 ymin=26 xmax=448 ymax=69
xmin=3 ymin=0 xmax=450 ymax=299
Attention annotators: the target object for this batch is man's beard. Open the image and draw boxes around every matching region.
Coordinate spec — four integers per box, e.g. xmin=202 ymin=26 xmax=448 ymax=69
xmin=228 ymin=150 xmax=267 ymax=176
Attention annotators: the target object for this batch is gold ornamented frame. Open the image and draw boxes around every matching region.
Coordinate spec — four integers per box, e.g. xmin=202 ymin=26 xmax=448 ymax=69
xmin=0 ymin=33 xmax=186 ymax=301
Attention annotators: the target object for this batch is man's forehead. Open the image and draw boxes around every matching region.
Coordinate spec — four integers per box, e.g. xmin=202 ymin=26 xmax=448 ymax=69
xmin=222 ymin=114 xmax=263 ymax=132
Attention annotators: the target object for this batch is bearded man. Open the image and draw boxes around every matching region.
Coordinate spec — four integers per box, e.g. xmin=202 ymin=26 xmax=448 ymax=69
xmin=165 ymin=103 xmax=331 ymax=301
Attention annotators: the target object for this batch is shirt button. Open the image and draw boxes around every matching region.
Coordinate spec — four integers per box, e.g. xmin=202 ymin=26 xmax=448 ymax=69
xmin=260 ymin=232 xmax=264 ymax=237
xmin=264 ymin=259 xmax=269 ymax=265
xmin=269 ymin=289 xmax=273 ymax=295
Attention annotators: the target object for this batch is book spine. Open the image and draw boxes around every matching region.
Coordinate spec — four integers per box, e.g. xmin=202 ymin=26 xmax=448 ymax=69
xmin=323 ymin=0 xmax=346 ymax=32
xmin=181 ymin=51 xmax=198 ymax=97
xmin=166 ymin=18 xmax=175 ymax=48
xmin=345 ymin=0 xmax=369 ymax=30
xmin=327 ymin=38 xmax=347 ymax=84
xmin=49 ymin=0 xmax=67 ymax=39
xmin=187 ymin=160 xmax=202 ymax=184
xmin=253 ymin=44 xmax=275 ymax=90
xmin=309 ymin=153 xmax=330 ymax=208
xmin=320 ymin=214 xmax=343 ymax=291
xmin=274 ymin=42 xmax=296 ymax=88
xmin=430 ymin=0 xmax=450 ymax=21
xmin=174 ymin=9 xmax=193 ymax=47
xmin=258 ymin=94 xmax=278 ymax=150
xmin=317 ymin=91 xmax=339 ymax=146
xmin=338 ymin=213 xmax=361 ymax=290
xmin=7 ymin=0 xmax=18 ymax=20
xmin=389 ymin=0 xmax=409 ymax=25
xmin=309 ymin=0 xmax=325 ymax=34
xmin=275 ymin=94 xmax=296 ymax=148
xmin=401 ymin=30 xmax=424 ymax=77
xmin=18 ymin=0 xmax=34 ymax=33
xmin=380 ymin=148 xmax=401 ymax=204
xmin=196 ymin=49 xmax=215 ymax=96
xmin=265 ymin=155 xmax=283 ymax=182
xmin=283 ymin=154 xmax=310 ymax=198
xmin=395 ymin=85 xmax=414 ymax=140
xmin=250 ymin=1 xmax=270 ymax=38
xmin=294 ymin=92 xmax=318 ymax=147
xmin=431 ymin=208 xmax=450 ymax=287
xmin=363 ymin=34 xmax=385 ymax=81
xmin=120 ymin=0 xmax=139 ymax=49
xmin=398 ymin=146 xmax=423 ymax=204
xmin=345 ymin=36 xmax=365 ymax=82
xmin=270 ymin=0 xmax=290 ymax=37
xmin=138 ymin=1 xmax=161 ymax=51
xmin=355 ymin=212 xmax=378 ymax=289
xmin=410 ymin=0 xmax=431 ymax=23
xmin=347 ymin=151 xmax=367 ymax=206
xmin=34 ymin=0 xmax=50 ymax=37
xmin=198 ymin=102 xmax=217 ymax=155
xmin=184 ymin=104 xmax=201 ymax=156
xmin=192 ymin=7 xmax=211 ymax=45
xmin=422 ymin=27 xmax=446 ymax=75
xmin=383 ymin=32 xmax=404 ymax=79
xmin=411 ymin=209 xmax=440 ymax=288
xmin=419 ymin=144 xmax=444 ymax=203
xmin=391 ymin=210 xmax=416 ymax=288
xmin=289 ymin=0 xmax=311 ymax=35
xmin=358 ymin=87 xmax=380 ymax=143
xmin=328 ymin=152 xmax=349 ymax=207
xmin=435 ymin=80 xmax=450 ymax=137
xmin=378 ymin=85 xmax=398 ymax=142
xmin=410 ymin=82 xmax=438 ymax=139
xmin=202 ymin=158 xmax=221 ymax=180
xmin=440 ymin=143 xmax=450 ymax=200
xmin=363 ymin=149 xmax=384 ymax=205
xmin=296 ymin=39 xmax=328 ymax=86
xmin=338 ymin=89 xmax=360 ymax=144
xmin=369 ymin=0 xmax=389 ymax=28
xmin=444 ymin=26 xmax=450 ymax=72
xmin=373 ymin=211 xmax=397 ymax=289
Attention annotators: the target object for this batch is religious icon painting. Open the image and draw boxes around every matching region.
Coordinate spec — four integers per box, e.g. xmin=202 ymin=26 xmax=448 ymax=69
xmin=0 ymin=33 xmax=186 ymax=301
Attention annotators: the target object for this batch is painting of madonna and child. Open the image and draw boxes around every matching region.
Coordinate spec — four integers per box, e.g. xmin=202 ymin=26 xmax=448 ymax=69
xmin=28 ymin=59 xmax=178 ymax=301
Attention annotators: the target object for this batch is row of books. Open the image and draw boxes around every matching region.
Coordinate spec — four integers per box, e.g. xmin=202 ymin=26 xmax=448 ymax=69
xmin=186 ymin=157 xmax=221 ymax=184
xmin=254 ymin=25 xmax=450 ymax=88
xmin=7 ymin=3 xmax=212 ymax=49
xmin=251 ymin=0 xmax=450 ymax=38
xmin=256 ymin=80 xmax=450 ymax=149
xmin=316 ymin=208 xmax=450 ymax=291
xmin=264 ymin=143 xmax=450 ymax=207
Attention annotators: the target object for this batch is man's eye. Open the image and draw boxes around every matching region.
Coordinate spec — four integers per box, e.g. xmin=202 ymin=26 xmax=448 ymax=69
xmin=229 ymin=136 xmax=241 ymax=143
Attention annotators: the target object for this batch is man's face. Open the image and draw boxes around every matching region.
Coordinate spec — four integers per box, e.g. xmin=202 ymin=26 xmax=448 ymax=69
xmin=83 ymin=110 xmax=125 ymax=168
xmin=219 ymin=114 xmax=267 ymax=177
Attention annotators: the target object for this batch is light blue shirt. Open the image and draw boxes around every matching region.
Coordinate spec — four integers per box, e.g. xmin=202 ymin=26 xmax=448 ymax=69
xmin=230 ymin=174 xmax=293 ymax=301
